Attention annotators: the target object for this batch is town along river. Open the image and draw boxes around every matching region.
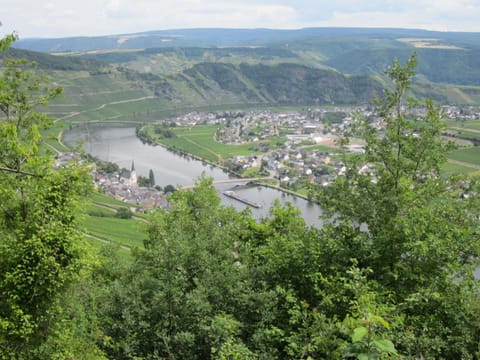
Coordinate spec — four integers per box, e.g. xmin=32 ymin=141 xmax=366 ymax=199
xmin=63 ymin=125 xmax=323 ymax=227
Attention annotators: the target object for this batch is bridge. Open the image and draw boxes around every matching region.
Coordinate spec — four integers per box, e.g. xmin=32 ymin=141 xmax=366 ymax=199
xmin=182 ymin=176 xmax=272 ymax=189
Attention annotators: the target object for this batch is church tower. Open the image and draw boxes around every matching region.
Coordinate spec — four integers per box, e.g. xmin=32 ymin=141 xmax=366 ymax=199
xmin=130 ymin=160 xmax=137 ymax=186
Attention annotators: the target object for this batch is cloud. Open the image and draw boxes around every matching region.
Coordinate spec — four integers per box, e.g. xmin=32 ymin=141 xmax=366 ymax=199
xmin=2 ymin=0 xmax=480 ymax=38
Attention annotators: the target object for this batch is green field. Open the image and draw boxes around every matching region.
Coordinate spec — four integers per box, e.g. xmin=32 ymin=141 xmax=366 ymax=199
xmin=303 ymin=144 xmax=338 ymax=153
xmin=79 ymin=191 xmax=151 ymax=251
xmin=447 ymin=147 xmax=480 ymax=166
xmin=40 ymin=123 xmax=70 ymax=154
xmin=86 ymin=203 xmax=118 ymax=217
xmin=146 ymin=124 xmax=285 ymax=163
xmin=89 ymin=191 xmax=140 ymax=208
xmin=83 ymin=236 xmax=132 ymax=262
xmin=81 ymin=215 xmax=146 ymax=249
xmin=447 ymin=120 xmax=480 ymax=131
xmin=441 ymin=161 xmax=479 ymax=176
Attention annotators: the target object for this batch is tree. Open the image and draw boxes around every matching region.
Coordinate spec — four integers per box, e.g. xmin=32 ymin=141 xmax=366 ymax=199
xmin=148 ymin=168 xmax=155 ymax=187
xmin=163 ymin=183 xmax=176 ymax=194
xmin=0 ymin=31 xmax=95 ymax=358
xmin=97 ymin=176 xmax=263 ymax=359
xmin=137 ymin=175 xmax=150 ymax=187
xmin=314 ymin=54 xmax=480 ymax=358
xmin=115 ymin=207 xmax=133 ymax=219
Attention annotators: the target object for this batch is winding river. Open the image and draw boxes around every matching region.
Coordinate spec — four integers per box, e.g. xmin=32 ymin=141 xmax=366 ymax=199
xmin=63 ymin=125 xmax=323 ymax=227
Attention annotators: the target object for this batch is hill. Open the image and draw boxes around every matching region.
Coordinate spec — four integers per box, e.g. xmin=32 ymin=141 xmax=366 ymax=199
xmin=14 ymin=28 xmax=480 ymax=52
xmin=13 ymin=27 xmax=480 ymax=88
xmin=176 ymin=62 xmax=381 ymax=105
xmin=41 ymin=61 xmax=382 ymax=125
xmin=3 ymin=43 xmax=480 ymax=126
xmin=0 ymin=47 xmax=108 ymax=72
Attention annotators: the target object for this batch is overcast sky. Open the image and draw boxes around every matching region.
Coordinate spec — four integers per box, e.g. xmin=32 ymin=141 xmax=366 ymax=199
xmin=2 ymin=0 xmax=480 ymax=39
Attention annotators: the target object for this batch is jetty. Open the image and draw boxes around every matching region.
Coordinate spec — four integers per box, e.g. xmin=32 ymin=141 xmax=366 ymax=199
xmin=223 ymin=190 xmax=262 ymax=208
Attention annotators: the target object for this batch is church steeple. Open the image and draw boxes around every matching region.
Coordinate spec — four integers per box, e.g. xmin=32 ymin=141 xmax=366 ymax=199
xmin=130 ymin=160 xmax=137 ymax=185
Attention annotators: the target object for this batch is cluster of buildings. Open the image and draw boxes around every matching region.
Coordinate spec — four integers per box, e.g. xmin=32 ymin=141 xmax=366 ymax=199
xmin=441 ymin=105 xmax=480 ymax=120
xmin=90 ymin=163 xmax=168 ymax=210
xmin=55 ymin=153 xmax=168 ymax=210
xmin=56 ymin=104 xmax=478 ymax=208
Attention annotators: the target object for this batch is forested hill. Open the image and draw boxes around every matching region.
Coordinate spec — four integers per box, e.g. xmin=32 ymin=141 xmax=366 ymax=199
xmin=14 ymin=27 xmax=480 ymax=87
xmin=1 ymin=46 xmax=382 ymax=107
xmin=324 ymin=47 xmax=480 ymax=86
xmin=5 ymin=46 xmax=480 ymax=106
xmin=174 ymin=62 xmax=381 ymax=105
xmin=0 ymin=47 xmax=108 ymax=71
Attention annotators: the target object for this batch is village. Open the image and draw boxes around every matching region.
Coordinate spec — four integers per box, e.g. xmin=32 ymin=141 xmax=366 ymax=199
xmin=152 ymin=103 xmax=480 ymax=192
xmin=156 ymin=105 xmax=446 ymax=192
xmin=55 ymin=153 xmax=169 ymax=211
xmin=57 ymin=104 xmax=479 ymax=208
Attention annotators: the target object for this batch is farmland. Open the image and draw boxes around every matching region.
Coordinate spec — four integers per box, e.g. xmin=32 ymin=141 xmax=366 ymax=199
xmin=81 ymin=215 xmax=146 ymax=249
xmin=447 ymin=147 xmax=480 ymax=167
xmin=138 ymin=124 xmax=286 ymax=163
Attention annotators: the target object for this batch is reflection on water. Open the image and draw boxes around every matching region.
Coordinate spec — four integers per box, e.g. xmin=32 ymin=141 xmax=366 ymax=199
xmin=64 ymin=125 xmax=323 ymax=227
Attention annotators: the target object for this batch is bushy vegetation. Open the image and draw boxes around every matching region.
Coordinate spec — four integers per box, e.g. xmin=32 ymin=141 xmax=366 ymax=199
xmin=2 ymin=31 xmax=480 ymax=360
xmin=115 ymin=207 xmax=133 ymax=219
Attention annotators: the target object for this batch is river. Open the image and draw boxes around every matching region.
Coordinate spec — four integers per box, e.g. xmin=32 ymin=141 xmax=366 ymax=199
xmin=63 ymin=125 xmax=323 ymax=227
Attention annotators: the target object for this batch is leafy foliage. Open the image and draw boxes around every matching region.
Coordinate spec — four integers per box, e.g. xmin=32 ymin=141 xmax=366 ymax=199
xmin=0 ymin=32 xmax=98 ymax=358
xmin=115 ymin=207 xmax=133 ymax=219
xmin=3 ymin=28 xmax=480 ymax=359
xmin=314 ymin=55 xmax=480 ymax=358
xmin=91 ymin=57 xmax=480 ymax=359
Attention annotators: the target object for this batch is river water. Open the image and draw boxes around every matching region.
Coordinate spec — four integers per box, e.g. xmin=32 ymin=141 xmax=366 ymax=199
xmin=63 ymin=126 xmax=323 ymax=227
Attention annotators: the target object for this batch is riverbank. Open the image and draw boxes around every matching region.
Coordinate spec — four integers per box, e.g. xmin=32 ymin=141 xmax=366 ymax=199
xmin=135 ymin=124 xmax=319 ymax=201
xmin=136 ymin=130 xmax=315 ymax=201
xmin=61 ymin=122 xmax=313 ymax=202
xmin=252 ymin=181 xmax=311 ymax=201
xmin=151 ymin=142 xmax=314 ymax=202
xmin=62 ymin=126 xmax=324 ymax=226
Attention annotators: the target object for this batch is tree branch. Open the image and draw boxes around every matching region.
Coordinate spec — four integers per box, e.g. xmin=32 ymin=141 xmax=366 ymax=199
xmin=0 ymin=166 xmax=40 ymax=177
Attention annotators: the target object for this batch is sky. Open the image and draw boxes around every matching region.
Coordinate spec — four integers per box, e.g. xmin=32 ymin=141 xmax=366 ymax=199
xmin=2 ymin=0 xmax=480 ymax=39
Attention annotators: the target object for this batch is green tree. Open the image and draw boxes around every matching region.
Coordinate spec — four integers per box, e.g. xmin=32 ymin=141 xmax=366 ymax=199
xmin=115 ymin=207 xmax=133 ymax=219
xmin=0 ymin=32 xmax=96 ymax=358
xmin=148 ymin=168 xmax=155 ymax=187
xmin=163 ymin=183 xmax=176 ymax=194
xmin=137 ymin=175 xmax=150 ymax=187
xmin=314 ymin=55 xmax=480 ymax=358
xmin=97 ymin=177 xmax=261 ymax=359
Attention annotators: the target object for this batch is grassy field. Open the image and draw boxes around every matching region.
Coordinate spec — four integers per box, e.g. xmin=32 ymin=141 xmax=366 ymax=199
xmin=83 ymin=235 xmax=133 ymax=263
xmin=78 ymin=190 xmax=151 ymax=252
xmin=441 ymin=161 xmax=479 ymax=176
xmin=149 ymin=124 xmax=285 ymax=163
xmin=447 ymin=147 xmax=480 ymax=166
xmin=447 ymin=120 xmax=480 ymax=131
xmin=86 ymin=203 xmax=118 ymax=217
xmin=40 ymin=123 xmax=70 ymax=154
xmin=81 ymin=214 xmax=147 ymax=249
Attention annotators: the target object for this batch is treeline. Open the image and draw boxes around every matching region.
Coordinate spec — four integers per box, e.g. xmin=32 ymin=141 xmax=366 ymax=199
xmin=136 ymin=124 xmax=176 ymax=145
xmin=1 ymin=47 xmax=108 ymax=72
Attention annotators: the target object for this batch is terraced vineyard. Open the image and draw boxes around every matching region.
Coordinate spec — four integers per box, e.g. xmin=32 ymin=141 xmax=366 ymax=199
xmin=80 ymin=192 xmax=149 ymax=253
